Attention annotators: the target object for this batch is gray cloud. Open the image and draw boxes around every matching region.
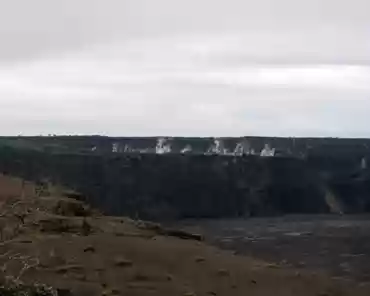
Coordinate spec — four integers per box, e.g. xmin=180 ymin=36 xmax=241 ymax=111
xmin=0 ymin=0 xmax=369 ymax=136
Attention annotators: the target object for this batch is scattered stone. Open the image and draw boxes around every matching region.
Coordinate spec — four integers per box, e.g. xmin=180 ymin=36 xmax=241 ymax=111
xmin=339 ymin=262 xmax=351 ymax=271
xmin=251 ymin=279 xmax=257 ymax=284
xmin=195 ymin=256 xmax=206 ymax=263
xmin=217 ymin=269 xmax=230 ymax=276
xmin=280 ymin=259 xmax=288 ymax=265
xmin=127 ymin=283 xmax=156 ymax=290
xmin=62 ymin=190 xmax=86 ymax=201
xmin=38 ymin=216 xmax=73 ymax=233
xmin=83 ymin=245 xmax=95 ymax=253
xmin=114 ymin=232 xmax=152 ymax=238
xmin=340 ymin=253 xmax=365 ymax=258
xmin=133 ymin=272 xmax=150 ymax=281
xmin=81 ymin=218 xmax=92 ymax=236
xmin=114 ymin=257 xmax=133 ymax=267
xmin=54 ymin=264 xmax=84 ymax=274
xmin=101 ymin=289 xmax=113 ymax=296
xmin=208 ymin=291 xmax=217 ymax=295
xmin=166 ymin=274 xmax=174 ymax=281
xmin=14 ymin=213 xmax=26 ymax=224
xmin=162 ymin=228 xmax=204 ymax=241
xmin=266 ymin=263 xmax=280 ymax=269
xmin=56 ymin=288 xmax=73 ymax=296
xmin=137 ymin=220 xmax=203 ymax=241
xmin=114 ymin=232 xmax=125 ymax=237
xmin=136 ymin=220 xmax=162 ymax=231
xmin=16 ymin=239 xmax=33 ymax=244
xmin=184 ymin=292 xmax=196 ymax=296
xmin=101 ymin=288 xmax=121 ymax=296
xmin=111 ymin=288 xmax=121 ymax=295
xmin=40 ymin=196 xmax=91 ymax=217
xmin=44 ymin=249 xmax=67 ymax=267
xmin=74 ymin=273 xmax=87 ymax=281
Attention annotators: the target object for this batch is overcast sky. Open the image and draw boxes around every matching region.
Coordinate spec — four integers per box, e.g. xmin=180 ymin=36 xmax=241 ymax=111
xmin=0 ymin=0 xmax=369 ymax=137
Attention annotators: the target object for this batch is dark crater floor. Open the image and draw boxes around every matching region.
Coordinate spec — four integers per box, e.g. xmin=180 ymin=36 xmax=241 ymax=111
xmin=176 ymin=215 xmax=370 ymax=282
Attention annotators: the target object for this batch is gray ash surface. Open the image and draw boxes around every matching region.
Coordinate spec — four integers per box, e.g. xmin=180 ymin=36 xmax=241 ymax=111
xmin=175 ymin=215 xmax=370 ymax=282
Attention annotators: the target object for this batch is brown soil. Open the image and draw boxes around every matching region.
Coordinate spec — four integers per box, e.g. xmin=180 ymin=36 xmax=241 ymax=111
xmin=0 ymin=174 xmax=35 ymax=201
xmin=0 ymin=175 xmax=369 ymax=296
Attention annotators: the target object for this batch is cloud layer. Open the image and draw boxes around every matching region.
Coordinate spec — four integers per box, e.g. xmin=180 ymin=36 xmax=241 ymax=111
xmin=0 ymin=0 xmax=369 ymax=137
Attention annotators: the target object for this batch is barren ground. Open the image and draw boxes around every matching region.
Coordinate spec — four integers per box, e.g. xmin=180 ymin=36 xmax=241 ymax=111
xmin=0 ymin=174 xmax=369 ymax=296
xmin=176 ymin=215 xmax=370 ymax=282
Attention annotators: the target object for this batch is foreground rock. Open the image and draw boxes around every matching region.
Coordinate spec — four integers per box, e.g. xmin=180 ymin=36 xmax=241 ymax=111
xmin=0 ymin=176 xmax=369 ymax=296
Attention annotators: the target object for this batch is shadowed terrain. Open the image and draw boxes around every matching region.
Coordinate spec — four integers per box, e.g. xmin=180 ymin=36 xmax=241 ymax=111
xmin=1 ymin=174 xmax=369 ymax=296
xmin=0 ymin=142 xmax=369 ymax=220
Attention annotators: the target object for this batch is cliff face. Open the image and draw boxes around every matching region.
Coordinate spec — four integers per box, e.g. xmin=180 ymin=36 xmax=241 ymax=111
xmin=2 ymin=136 xmax=370 ymax=158
xmin=1 ymin=145 xmax=370 ymax=221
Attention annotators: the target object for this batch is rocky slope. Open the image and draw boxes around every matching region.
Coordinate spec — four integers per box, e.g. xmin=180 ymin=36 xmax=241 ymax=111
xmin=0 ymin=175 xmax=369 ymax=296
